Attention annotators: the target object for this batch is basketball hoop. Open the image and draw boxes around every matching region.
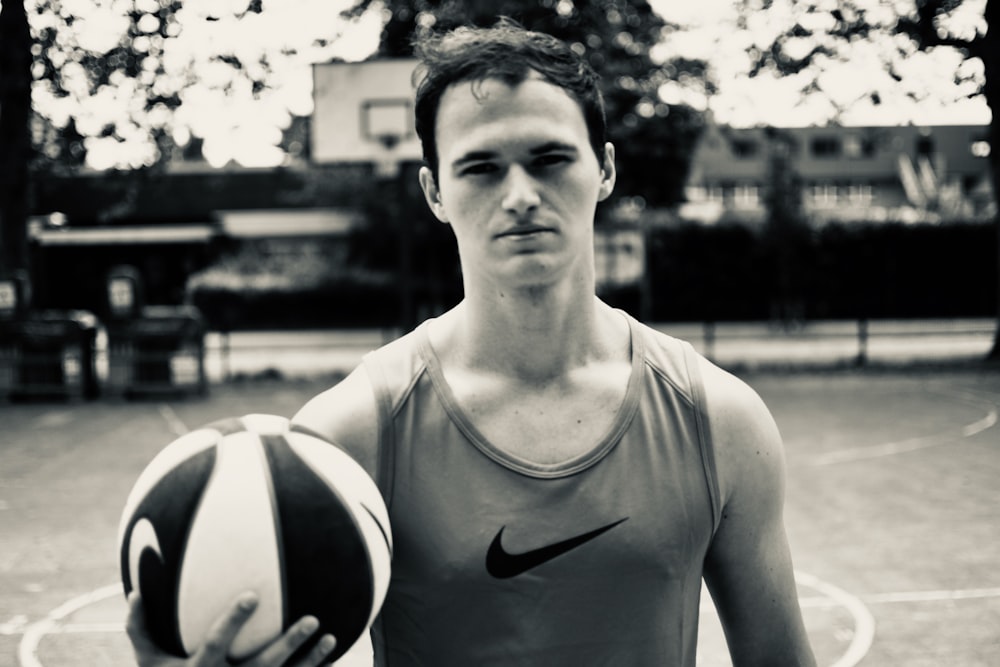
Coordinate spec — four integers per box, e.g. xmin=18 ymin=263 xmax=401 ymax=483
xmin=363 ymin=99 xmax=411 ymax=179
xmin=311 ymin=60 xmax=421 ymax=165
xmin=375 ymin=133 xmax=403 ymax=179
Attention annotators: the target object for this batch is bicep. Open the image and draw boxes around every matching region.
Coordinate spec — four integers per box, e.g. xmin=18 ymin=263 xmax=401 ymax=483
xmin=700 ymin=360 xmax=815 ymax=666
xmin=292 ymin=365 xmax=380 ymax=480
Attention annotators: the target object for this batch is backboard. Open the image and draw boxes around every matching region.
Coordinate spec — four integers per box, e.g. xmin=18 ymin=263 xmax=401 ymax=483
xmin=311 ymin=59 xmax=422 ymax=165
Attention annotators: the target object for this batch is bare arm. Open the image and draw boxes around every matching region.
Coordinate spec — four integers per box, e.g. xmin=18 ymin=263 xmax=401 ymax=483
xmin=699 ymin=359 xmax=816 ymax=667
xmin=291 ymin=366 xmax=380 ymax=480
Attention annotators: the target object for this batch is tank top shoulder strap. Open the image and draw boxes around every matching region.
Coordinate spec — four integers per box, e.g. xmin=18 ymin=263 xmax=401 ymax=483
xmin=679 ymin=339 xmax=722 ymax=533
xmin=360 ymin=324 xmax=431 ymax=506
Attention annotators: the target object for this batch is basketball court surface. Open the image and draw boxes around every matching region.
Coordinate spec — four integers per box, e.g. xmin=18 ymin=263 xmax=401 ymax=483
xmin=2 ymin=368 xmax=998 ymax=666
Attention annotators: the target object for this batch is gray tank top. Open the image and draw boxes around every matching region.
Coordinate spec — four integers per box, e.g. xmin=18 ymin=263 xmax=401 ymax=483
xmin=359 ymin=312 xmax=720 ymax=666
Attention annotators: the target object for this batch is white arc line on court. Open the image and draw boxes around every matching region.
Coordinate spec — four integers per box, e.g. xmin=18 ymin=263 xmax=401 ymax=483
xmin=863 ymin=586 xmax=1000 ymax=604
xmin=158 ymin=404 xmax=189 ymax=436
xmin=18 ymin=584 xmax=122 ymax=667
xmin=20 ymin=578 xmax=1000 ymax=667
xmin=815 ymin=389 xmax=998 ymax=465
xmin=794 ymin=571 xmax=875 ymax=667
xmin=797 ymin=586 xmax=1000 ymax=610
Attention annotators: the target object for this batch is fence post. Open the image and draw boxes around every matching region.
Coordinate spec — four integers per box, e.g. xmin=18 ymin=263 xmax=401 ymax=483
xmin=704 ymin=321 xmax=716 ymax=362
xmin=221 ymin=331 xmax=231 ymax=382
xmin=856 ymin=318 xmax=868 ymax=366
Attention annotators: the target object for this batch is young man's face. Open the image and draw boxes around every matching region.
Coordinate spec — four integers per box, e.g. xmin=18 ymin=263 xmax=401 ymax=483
xmin=419 ymin=73 xmax=615 ymax=292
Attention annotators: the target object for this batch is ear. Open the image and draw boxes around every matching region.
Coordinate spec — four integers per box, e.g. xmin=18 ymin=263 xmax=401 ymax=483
xmin=598 ymin=142 xmax=617 ymax=202
xmin=418 ymin=166 xmax=449 ymax=223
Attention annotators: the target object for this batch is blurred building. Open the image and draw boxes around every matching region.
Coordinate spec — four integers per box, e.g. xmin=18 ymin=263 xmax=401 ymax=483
xmin=681 ymin=123 xmax=995 ymax=225
xmin=26 ymin=166 xmax=363 ymax=316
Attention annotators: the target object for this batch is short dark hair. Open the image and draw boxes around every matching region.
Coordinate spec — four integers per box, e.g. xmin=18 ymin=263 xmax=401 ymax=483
xmin=413 ymin=18 xmax=607 ymax=180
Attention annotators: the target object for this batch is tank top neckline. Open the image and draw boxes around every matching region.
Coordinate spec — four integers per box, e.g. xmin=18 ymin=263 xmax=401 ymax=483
xmin=414 ymin=310 xmax=645 ymax=478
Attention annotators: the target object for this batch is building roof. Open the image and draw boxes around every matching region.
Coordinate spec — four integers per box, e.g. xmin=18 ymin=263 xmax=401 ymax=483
xmin=689 ymin=124 xmax=990 ymax=183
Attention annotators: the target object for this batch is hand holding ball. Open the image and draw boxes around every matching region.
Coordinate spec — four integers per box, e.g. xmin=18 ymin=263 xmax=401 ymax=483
xmin=117 ymin=414 xmax=392 ymax=663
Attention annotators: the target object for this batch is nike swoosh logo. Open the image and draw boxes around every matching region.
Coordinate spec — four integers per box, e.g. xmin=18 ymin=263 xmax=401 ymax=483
xmin=126 ymin=518 xmax=164 ymax=593
xmin=485 ymin=517 xmax=629 ymax=579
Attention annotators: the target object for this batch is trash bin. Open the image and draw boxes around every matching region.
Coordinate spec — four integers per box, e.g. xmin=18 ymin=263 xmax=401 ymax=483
xmin=105 ymin=305 xmax=207 ymax=398
xmin=0 ymin=310 xmax=99 ymax=401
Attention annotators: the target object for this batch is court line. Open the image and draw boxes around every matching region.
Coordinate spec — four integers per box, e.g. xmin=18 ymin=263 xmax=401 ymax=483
xmin=815 ymin=388 xmax=998 ymax=466
xmin=158 ymin=404 xmax=189 ymax=436
xmin=17 ymin=584 xmax=122 ymax=667
xmin=16 ymin=405 xmax=186 ymax=667
xmin=863 ymin=586 xmax=1000 ymax=605
xmin=794 ymin=571 xmax=875 ymax=667
xmin=797 ymin=585 xmax=1000 ymax=609
xmin=21 ymin=579 xmax=1000 ymax=666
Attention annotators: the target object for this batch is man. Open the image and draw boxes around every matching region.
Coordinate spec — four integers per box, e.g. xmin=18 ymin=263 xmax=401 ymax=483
xmin=127 ymin=19 xmax=816 ymax=666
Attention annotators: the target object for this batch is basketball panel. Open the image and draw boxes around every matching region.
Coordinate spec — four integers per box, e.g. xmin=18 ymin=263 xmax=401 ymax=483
xmin=117 ymin=428 xmax=219 ymax=551
xmin=119 ymin=444 xmax=219 ymax=656
xmin=284 ymin=431 xmax=393 ymax=634
xmin=177 ymin=432 xmax=284 ymax=659
xmin=262 ymin=432 xmax=378 ymax=662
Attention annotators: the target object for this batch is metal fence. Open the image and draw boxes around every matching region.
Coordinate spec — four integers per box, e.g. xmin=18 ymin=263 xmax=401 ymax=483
xmin=188 ymin=319 xmax=996 ymax=382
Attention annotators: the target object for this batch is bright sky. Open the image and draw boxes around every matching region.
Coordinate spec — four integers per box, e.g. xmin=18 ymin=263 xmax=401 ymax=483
xmin=9 ymin=0 xmax=993 ymax=169
xmin=649 ymin=0 xmax=990 ymax=129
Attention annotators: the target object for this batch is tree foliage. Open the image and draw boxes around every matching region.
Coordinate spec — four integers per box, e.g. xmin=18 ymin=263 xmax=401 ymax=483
xmin=342 ymin=0 xmax=707 ymax=209
xmin=0 ymin=0 xmax=295 ymax=275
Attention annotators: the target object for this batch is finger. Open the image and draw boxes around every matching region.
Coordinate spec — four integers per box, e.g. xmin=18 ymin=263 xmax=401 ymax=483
xmin=125 ymin=593 xmax=156 ymax=649
xmin=245 ymin=615 xmax=322 ymax=667
xmin=125 ymin=593 xmax=174 ymax=666
xmin=293 ymin=633 xmax=337 ymax=667
xmin=193 ymin=591 xmax=259 ymax=663
xmin=124 ymin=592 xmax=144 ymax=639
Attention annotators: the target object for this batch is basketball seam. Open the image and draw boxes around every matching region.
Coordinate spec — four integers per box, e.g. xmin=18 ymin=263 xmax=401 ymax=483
xmin=258 ymin=432 xmax=289 ymax=633
xmin=175 ymin=428 xmax=224 ymax=656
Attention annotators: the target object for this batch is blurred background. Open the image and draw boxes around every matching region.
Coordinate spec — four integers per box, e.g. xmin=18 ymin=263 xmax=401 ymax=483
xmin=0 ymin=0 xmax=997 ymax=398
xmin=2 ymin=5 xmax=999 ymax=666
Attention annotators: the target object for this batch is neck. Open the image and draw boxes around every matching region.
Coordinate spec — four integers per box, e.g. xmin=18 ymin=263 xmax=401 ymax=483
xmin=435 ymin=286 xmax=624 ymax=381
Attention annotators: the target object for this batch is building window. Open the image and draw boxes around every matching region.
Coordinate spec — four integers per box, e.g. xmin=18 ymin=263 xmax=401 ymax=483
xmin=809 ymin=183 xmax=839 ymax=206
xmin=843 ymin=135 xmax=876 ymax=159
xmin=731 ymin=139 xmax=759 ymax=158
xmin=971 ymin=140 xmax=991 ymax=158
xmin=733 ymin=184 xmax=760 ymax=207
xmin=707 ymin=185 xmax=725 ymax=203
xmin=916 ymin=135 xmax=934 ymax=156
xmin=847 ymin=184 xmax=873 ymax=205
xmin=685 ymin=185 xmax=707 ymax=202
xmin=843 ymin=135 xmax=862 ymax=158
xmin=811 ymin=137 xmax=841 ymax=158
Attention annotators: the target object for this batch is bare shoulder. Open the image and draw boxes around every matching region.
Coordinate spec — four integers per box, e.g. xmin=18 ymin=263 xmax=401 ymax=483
xmin=695 ymin=356 xmax=817 ymax=665
xmin=695 ymin=355 xmax=785 ymax=506
xmin=292 ymin=365 xmax=380 ymax=479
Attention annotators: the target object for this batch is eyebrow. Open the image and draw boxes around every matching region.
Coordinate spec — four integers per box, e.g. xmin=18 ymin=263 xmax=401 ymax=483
xmin=529 ymin=141 xmax=578 ymax=155
xmin=451 ymin=142 xmax=579 ymax=168
xmin=452 ymin=150 xmax=498 ymax=168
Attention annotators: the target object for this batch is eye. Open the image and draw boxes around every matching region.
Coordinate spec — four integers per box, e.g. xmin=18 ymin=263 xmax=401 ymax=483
xmin=532 ymin=153 xmax=572 ymax=169
xmin=459 ymin=162 xmax=499 ymax=176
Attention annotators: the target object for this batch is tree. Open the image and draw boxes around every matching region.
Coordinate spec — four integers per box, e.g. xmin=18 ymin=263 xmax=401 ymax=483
xmin=0 ymin=0 xmax=345 ymax=287
xmin=1 ymin=0 xmax=192 ymax=285
xmin=0 ymin=0 xmax=32 ymax=275
xmin=341 ymin=0 xmax=708 ymax=210
xmin=738 ymin=0 xmax=1000 ymax=358
xmin=760 ymin=126 xmax=811 ymax=327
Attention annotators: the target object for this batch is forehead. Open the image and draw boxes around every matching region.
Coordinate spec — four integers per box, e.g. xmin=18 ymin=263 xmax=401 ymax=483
xmin=434 ymin=75 xmax=590 ymax=161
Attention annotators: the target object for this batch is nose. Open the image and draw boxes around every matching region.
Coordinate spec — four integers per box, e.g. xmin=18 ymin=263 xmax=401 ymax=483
xmin=500 ymin=165 xmax=541 ymax=217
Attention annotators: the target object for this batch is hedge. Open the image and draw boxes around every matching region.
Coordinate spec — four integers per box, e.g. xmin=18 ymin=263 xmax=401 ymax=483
xmin=187 ymin=220 xmax=997 ymax=329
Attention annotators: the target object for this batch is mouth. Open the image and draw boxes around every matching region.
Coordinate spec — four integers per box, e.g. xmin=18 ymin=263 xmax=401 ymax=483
xmin=494 ymin=225 xmax=555 ymax=239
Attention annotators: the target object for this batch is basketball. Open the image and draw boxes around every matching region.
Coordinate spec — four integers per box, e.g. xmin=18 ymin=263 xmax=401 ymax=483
xmin=116 ymin=413 xmax=392 ymax=662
